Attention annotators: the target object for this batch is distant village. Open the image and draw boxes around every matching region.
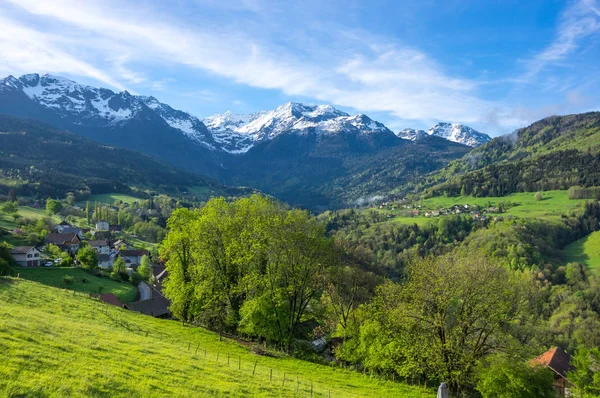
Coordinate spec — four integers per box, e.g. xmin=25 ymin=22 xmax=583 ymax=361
xmin=9 ymin=217 xmax=171 ymax=319
xmin=372 ymin=198 xmax=511 ymax=223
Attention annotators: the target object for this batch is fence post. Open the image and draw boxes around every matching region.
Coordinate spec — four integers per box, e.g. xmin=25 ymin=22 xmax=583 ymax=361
xmin=296 ymin=376 xmax=299 ymax=393
xmin=270 ymin=369 xmax=272 ymax=382
xmin=195 ymin=344 xmax=200 ymax=355
xmin=310 ymin=382 xmax=313 ymax=397
xmin=204 ymin=348 xmax=207 ymax=358
xmin=217 ymin=352 xmax=219 ymax=362
xmin=227 ymin=353 xmax=230 ymax=365
xmin=187 ymin=342 xmax=190 ymax=351
xmin=252 ymin=360 xmax=257 ymax=376
xmin=238 ymin=355 xmax=241 ymax=370
xmin=282 ymin=373 xmax=285 ymax=387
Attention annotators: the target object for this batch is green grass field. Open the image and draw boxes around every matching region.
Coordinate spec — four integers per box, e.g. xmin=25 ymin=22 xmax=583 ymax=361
xmin=124 ymin=234 xmax=158 ymax=251
xmin=391 ymin=190 xmax=586 ymax=224
xmin=0 ymin=206 xmax=61 ymax=231
xmin=0 ymin=279 xmax=429 ymax=397
xmin=84 ymin=193 xmax=143 ymax=205
xmin=12 ymin=267 xmax=138 ymax=303
xmin=563 ymin=231 xmax=600 ymax=276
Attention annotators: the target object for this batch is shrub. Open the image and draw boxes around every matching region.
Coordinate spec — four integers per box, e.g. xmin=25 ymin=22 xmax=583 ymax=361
xmin=63 ymin=275 xmax=74 ymax=287
xmin=534 ymin=192 xmax=543 ymax=201
xmin=0 ymin=258 xmax=11 ymax=276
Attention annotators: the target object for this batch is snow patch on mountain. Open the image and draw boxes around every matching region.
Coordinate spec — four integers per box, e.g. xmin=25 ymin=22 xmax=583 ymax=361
xmin=0 ymin=73 xmax=215 ymax=149
xmin=203 ymin=102 xmax=393 ymax=154
xmin=427 ymin=122 xmax=491 ymax=147
xmin=397 ymin=128 xmax=427 ymax=141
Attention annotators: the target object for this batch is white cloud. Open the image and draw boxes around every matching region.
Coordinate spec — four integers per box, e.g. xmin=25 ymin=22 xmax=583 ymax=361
xmin=521 ymin=0 xmax=600 ymax=80
xmin=4 ymin=0 xmax=595 ymax=135
xmin=0 ymin=13 xmax=126 ymax=90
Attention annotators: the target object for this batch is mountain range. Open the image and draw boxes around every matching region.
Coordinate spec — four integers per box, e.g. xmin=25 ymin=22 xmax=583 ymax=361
xmin=0 ymin=73 xmax=484 ymax=209
xmin=397 ymin=123 xmax=490 ymax=147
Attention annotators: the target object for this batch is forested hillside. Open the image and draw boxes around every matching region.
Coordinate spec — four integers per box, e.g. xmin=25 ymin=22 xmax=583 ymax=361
xmin=0 ymin=115 xmax=250 ymax=200
xmin=406 ymin=112 xmax=600 ymax=198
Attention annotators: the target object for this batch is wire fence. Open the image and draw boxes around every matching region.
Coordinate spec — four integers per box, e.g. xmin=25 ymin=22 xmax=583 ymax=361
xmin=11 ymin=275 xmax=434 ymax=397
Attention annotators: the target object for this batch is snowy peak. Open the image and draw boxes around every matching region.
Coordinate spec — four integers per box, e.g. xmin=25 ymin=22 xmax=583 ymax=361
xmin=397 ymin=128 xmax=427 ymax=141
xmin=0 ymin=73 xmax=214 ymax=149
xmin=397 ymin=122 xmax=490 ymax=147
xmin=427 ymin=122 xmax=490 ymax=147
xmin=203 ymin=102 xmax=393 ymax=154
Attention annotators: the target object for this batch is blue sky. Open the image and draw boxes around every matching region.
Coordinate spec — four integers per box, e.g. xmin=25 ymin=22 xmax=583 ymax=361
xmin=0 ymin=0 xmax=599 ymax=136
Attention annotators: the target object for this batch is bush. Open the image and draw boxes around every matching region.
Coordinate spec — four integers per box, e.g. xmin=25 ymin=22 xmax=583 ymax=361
xmin=476 ymin=354 xmax=556 ymax=398
xmin=63 ymin=275 xmax=74 ymax=287
xmin=0 ymin=258 xmax=11 ymax=276
xmin=534 ymin=191 xmax=543 ymax=201
xmin=77 ymin=246 xmax=98 ymax=269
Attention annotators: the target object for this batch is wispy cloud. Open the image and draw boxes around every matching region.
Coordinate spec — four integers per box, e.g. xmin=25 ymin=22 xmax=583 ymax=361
xmin=520 ymin=0 xmax=600 ymax=81
xmin=0 ymin=0 xmax=597 ymax=135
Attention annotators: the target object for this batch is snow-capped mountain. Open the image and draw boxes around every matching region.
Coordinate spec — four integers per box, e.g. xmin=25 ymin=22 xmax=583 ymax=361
xmin=0 ymin=73 xmax=214 ymax=148
xmin=427 ymin=122 xmax=490 ymax=147
xmin=396 ymin=123 xmax=490 ymax=147
xmin=397 ymin=128 xmax=427 ymax=141
xmin=203 ymin=102 xmax=393 ymax=153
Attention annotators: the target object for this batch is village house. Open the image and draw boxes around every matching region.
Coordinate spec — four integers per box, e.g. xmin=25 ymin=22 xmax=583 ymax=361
xmin=44 ymin=233 xmax=81 ymax=253
xmin=95 ymin=220 xmax=109 ymax=231
xmin=59 ymin=227 xmax=84 ymax=240
xmin=109 ymin=224 xmax=122 ymax=233
xmin=119 ymin=249 xmax=149 ymax=267
xmin=54 ymin=220 xmax=73 ymax=233
xmin=10 ymin=246 xmax=41 ymax=267
xmin=530 ymin=347 xmax=573 ymax=397
xmin=112 ymin=239 xmax=128 ymax=251
xmin=88 ymin=240 xmax=110 ymax=255
xmin=98 ymin=254 xmax=115 ymax=269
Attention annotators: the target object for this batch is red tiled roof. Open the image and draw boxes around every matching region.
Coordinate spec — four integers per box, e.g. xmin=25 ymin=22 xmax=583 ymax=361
xmin=120 ymin=249 xmax=148 ymax=257
xmin=530 ymin=347 xmax=573 ymax=379
xmin=96 ymin=293 xmax=122 ymax=307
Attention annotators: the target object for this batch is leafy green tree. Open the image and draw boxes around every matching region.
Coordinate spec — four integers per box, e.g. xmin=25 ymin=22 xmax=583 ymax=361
xmin=568 ymin=347 xmax=600 ymax=397
xmin=130 ymin=271 xmax=143 ymax=286
xmin=0 ymin=242 xmax=16 ymax=266
xmin=535 ymin=192 xmax=543 ymax=201
xmin=239 ymin=207 xmax=332 ymax=352
xmin=475 ymin=354 xmax=556 ymax=398
xmin=77 ymin=246 xmax=98 ymax=269
xmin=45 ymin=198 xmax=62 ymax=215
xmin=138 ymin=255 xmax=152 ymax=280
xmin=338 ymin=251 xmax=534 ymax=392
xmin=0 ymin=201 xmax=18 ymax=214
xmin=0 ymin=258 xmax=11 ymax=276
xmin=112 ymin=257 xmax=126 ymax=273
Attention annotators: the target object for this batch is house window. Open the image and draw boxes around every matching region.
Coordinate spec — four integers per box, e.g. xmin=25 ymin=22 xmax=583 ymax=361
xmin=34 ymin=253 xmax=39 ymax=257
xmin=27 ymin=254 xmax=32 ymax=258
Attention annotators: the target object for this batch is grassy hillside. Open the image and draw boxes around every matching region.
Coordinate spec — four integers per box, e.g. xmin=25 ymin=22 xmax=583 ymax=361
xmin=84 ymin=193 xmax=144 ymax=206
xmin=13 ymin=267 xmax=138 ymax=303
xmin=387 ymin=190 xmax=587 ymax=225
xmin=563 ymin=231 xmax=600 ymax=275
xmin=0 ymin=278 xmax=429 ymax=397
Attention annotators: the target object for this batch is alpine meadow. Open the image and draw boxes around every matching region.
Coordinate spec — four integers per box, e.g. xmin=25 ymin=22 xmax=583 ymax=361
xmin=1 ymin=1 xmax=600 ymax=397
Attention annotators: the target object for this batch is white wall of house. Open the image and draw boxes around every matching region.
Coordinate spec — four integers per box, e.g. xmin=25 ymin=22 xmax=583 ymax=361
xmin=11 ymin=248 xmax=41 ymax=267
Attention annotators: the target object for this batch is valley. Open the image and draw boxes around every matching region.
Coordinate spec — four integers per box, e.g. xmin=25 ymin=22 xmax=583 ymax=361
xmin=1 ymin=77 xmax=600 ymax=398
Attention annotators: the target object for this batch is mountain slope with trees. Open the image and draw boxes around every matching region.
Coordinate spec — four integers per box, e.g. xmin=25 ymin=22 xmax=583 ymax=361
xmin=0 ymin=115 xmax=249 ymax=200
xmin=406 ymin=112 xmax=600 ymax=198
